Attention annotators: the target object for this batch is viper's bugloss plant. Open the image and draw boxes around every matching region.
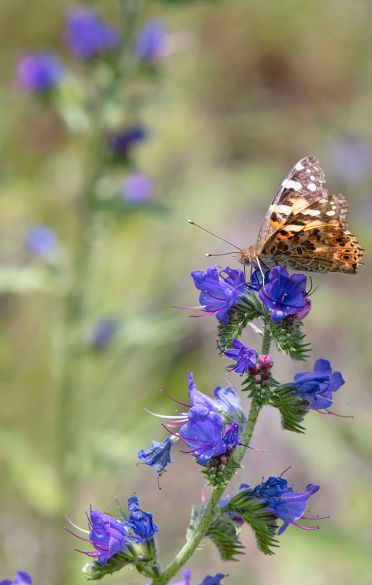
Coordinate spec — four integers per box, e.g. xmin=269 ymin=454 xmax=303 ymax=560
xmin=14 ymin=1 xmax=358 ymax=584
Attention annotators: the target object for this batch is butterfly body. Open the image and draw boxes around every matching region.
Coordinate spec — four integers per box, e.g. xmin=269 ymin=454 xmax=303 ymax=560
xmin=238 ymin=155 xmax=363 ymax=274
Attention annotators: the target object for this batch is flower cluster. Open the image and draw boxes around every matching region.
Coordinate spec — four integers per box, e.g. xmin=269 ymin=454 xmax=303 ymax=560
xmin=140 ymin=373 xmax=245 ymax=469
xmin=66 ymin=496 xmax=158 ymax=567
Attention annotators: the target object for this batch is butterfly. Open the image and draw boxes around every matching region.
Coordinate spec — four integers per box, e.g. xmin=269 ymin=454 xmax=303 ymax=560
xmin=236 ymin=155 xmax=364 ymax=273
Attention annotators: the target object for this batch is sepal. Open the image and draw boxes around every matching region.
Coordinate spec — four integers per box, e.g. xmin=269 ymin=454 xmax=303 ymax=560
xmin=217 ymin=293 xmax=263 ymax=351
xmin=267 ymin=318 xmax=311 ymax=361
xmin=202 ymin=456 xmax=240 ymax=488
xmin=224 ymin=489 xmax=279 ymax=555
xmin=269 ymin=384 xmax=308 ymax=433
xmin=84 ymin=550 xmax=135 ymax=580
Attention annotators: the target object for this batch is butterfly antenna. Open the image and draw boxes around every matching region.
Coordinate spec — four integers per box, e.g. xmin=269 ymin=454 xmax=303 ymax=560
xmin=205 ymin=251 xmax=238 ymax=257
xmin=188 ymin=220 xmax=242 ymax=251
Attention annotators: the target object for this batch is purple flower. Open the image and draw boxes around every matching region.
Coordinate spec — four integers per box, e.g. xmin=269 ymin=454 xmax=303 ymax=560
xmin=150 ymin=374 xmax=242 ymax=466
xmin=122 ymin=173 xmax=153 ymax=204
xmin=138 ymin=436 xmax=176 ymax=474
xmin=135 ymin=19 xmax=167 ymax=63
xmin=107 ymin=126 xmax=148 ymax=157
xmin=251 ymin=477 xmax=321 ymax=535
xmin=0 ymin=572 xmax=32 ymax=585
xmin=212 ymin=385 xmax=245 ymax=425
xmin=25 ymin=225 xmax=59 ymax=260
xmin=65 ymin=7 xmax=121 ymax=60
xmin=293 ymin=358 xmax=345 ymax=411
xmin=171 ymin=569 xmax=191 ymax=585
xmin=330 ymin=138 xmax=372 ymax=182
xmin=89 ymin=317 xmax=119 ymax=349
xmin=224 ymin=338 xmax=257 ymax=375
xmin=66 ymin=509 xmax=128 ymax=566
xmin=258 ymin=266 xmax=310 ymax=322
xmin=17 ymin=52 xmax=64 ymax=93
xmin=190 ymin=265 xmax=247 ymax=323
xmin=126 ymin=496 xmax=159 ymax=542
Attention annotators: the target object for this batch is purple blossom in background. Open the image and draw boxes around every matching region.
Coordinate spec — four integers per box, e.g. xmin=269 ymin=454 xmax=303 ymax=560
xmin=135 ymin=19 xmax=167 ymax=63
xmin=292 ymin=358 xmax=345 ymax=411
xmin=17 ymin=52 xmax=64 ymax=93
xmin=25 ymin=225 xmax=59 ymax=260
xmin=0 ymin=572 xmax=32 ymax=585
xmin=138 ymin=436 xmax=176 ymax=474
xmin=190 ymin=265 xmax=247 ymax=323
xmin=171 ymin=569 xmax=191 ymax=585
xmin=250 ymin=477 xmax=321 ymax=535
xmin=89 ymin=317 xmax=119 ymax=349
xmin=122 ymin=173 xmax=153 ymax=204
xmin=107 ymin=126 xmax=148 ymax=157
xmin=224 ymin=338 xmax=257 ymax=375
xmin=330 ymin=138 xmax=372 ymax=182
xmin=126 ymin=496 xmax=159 ymax=542
xmin=66 ymin=510 xmax=128 ymax=566
xmin=258 ymin=266 xmax=310 ymax=322
xmin=65 ymin=7 xmax=121 ymax=60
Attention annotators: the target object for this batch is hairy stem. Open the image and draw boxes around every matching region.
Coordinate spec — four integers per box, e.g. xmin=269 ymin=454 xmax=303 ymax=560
xmin=152 ymin=325 xmax=271 ymax=585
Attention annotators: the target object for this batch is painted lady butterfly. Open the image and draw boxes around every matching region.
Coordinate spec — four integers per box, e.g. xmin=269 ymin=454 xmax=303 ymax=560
xmin=237 ymin=155 xmax=364 ymax=273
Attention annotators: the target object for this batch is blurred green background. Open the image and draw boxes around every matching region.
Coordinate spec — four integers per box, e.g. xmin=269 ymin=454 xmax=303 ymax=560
xmin=0 ymin=0 xmax=372 ymax=584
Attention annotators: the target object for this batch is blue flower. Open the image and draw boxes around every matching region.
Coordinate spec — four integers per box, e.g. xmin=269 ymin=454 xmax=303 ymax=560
xmin=199 ymin=575 xmax=225 ymax=585
xmin=66 ymin=509 xmax=128 ymax=566
xmin=258 ymin=266 xmax=310 ymax=322
xmin=135 ymin=19 xmax=167 ymax=63
xmin=107 ymin=126 xmax=148 ymax=157
xmin=0 ymin=572 xmax=32 ymax=585
xmin=212 ymin=385 xmax=245 ymax=425
xmin=89 ymin=317 xmax=119 ymax=350
xmin=126 ymin=496 xmax=159 ymax=542
xmin=224 ymin=338 xmax=257 ymax=375
xmin=17 ymin=53 xmax=64 ymax=93
xmin=248 ymin=267 xmax=269 ymax=291
xmin=25 ymin=225 xmax=59 ymax=260
xmin=138 ymin=436 xmax=176 ymax=474
xmin=190 ymin=265 xmax=247 ymax=323
xmin=179 ymin=406 xmax=226 ymax=466
xmin=292 ymin=358 xmax=345 ymax=411
xmin=122 ymin=173 xmax=153 ymax=204
xmin=65 ymin=7 xmax=120 ymax=60
xmin=251 ymin=477 xmax=321 ymax=535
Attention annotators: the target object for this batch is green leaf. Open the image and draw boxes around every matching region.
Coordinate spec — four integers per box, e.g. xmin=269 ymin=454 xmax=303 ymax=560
xmin=267 ymin=318 xmax=311 ymax=360
xmin=217 ymin=293 xmax=263 ymax=351
xmin=207 ymin=511 xmax=245 ymax=561
xmin=225 ymin=490 xmax=279 ymax=555
xmin=269 ymin=384 xmax=308 ymax=433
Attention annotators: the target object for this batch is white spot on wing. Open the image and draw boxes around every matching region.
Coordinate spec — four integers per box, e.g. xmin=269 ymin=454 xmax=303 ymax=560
xmin=282 ymin=179 xmax=301 ymax=191
xmin=302 ymin=208 xmax=321 ymax=216
xmin=284 ymin=224 xmax=304 ymax=232
xmin=307 ymin=183 xmax=317 ymax=192
xmin=270 ymin=204 xmax=292 ymax=214
xmin=295 ymin=161 xmax=304 ymax=171
xmin=326 ymin=210 xmax=336 ymax=216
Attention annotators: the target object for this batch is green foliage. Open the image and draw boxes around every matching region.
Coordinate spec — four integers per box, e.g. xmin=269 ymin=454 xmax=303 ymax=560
xmin=85 ymin=551 xmax=134 ymax=580
xmin=217 ymin=293 xmax=263 ymax=351
xmin=207 ymin=511 xmax=245 ymax=561
xmin=225 ymin=490 xmax=279 ymax=555
xmin=267 ymin=318 xmax=311 ymax=361
xmin=202 ymin=455 xmax=241 ymax=488
xmin=269 ymin=384 xmax=308 ymax=433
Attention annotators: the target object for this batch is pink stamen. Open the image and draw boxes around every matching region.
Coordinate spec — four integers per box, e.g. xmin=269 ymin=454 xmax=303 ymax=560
xmin=317 ymin=409 xmax=353 ymax=419
xmin=64 ymin=515 xmax=90 ymax=534
xmin=160 ymin=389 xmax=191 ymax=408
xmin=302 ymin=515 xmax=329 ymax=520
xmin=64 ymin=527 xmax=91 ymax=543
xmin=292 ymin=521 xmax=319 ymax=531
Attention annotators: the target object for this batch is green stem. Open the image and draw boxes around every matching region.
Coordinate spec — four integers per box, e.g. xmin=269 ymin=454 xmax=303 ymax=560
xmin=261 ymin=319 xmax=271 ymax=355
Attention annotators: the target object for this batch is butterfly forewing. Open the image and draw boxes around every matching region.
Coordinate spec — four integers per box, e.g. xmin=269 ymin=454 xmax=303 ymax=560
xmin=253 ymin=156 xmax=363 ymax=274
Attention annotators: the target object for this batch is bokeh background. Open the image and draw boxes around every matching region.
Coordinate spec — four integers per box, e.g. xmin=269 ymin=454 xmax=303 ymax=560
xmin=1 ymin=0 xmax=372 ymax=584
